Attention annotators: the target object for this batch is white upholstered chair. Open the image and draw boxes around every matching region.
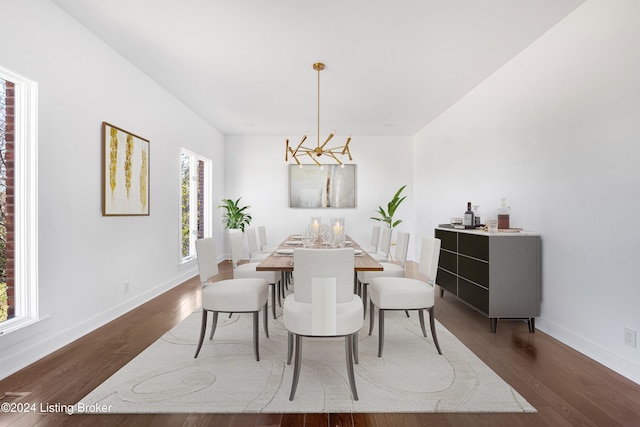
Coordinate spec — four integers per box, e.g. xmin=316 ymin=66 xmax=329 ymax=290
xmin=194 ymin=237 xmax=269 ymax=360
xmin=258 ymin=224 xmax=291 ymax=294
xmin=368 ymin=236 xmax=443 ymax=357
xmin=283 ymin=248 xmax=363 ymax=401
xmin=229 ymin=229 xmax=281 ymax=319
xmin=357 ymin=231 xmax=410 ymax=318
xmin=258 ymin=225 xmax=277 ymax=253
xmin=368 ymin=227 xmax=392 ymax=262
xmin=246 ymin=227 xmax=269 ymax=262
xmin=365 ymin=225 xmax=381 ymax=253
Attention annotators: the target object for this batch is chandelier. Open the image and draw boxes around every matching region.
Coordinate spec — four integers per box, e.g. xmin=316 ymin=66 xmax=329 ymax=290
xmin=285 ymin=62 xmax=352 ymax=168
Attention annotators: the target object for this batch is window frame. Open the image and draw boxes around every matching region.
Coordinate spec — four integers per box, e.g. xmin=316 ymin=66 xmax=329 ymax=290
xmin=179 ymin=148 xmax=211 ymax=265
xmin=0 ymin=65 xmax=39 ymax=335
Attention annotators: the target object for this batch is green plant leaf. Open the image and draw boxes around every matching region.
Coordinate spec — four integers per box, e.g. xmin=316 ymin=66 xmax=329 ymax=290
xmin=218 ymin=197 xmax=252 ymax=230
xmin=370 ymin=185 xmax=406 ymax=229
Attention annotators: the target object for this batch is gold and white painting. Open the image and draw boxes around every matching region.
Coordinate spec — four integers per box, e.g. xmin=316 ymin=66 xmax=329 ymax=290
xmin=289 ymin=164 xmax=356 ymax=208
xmin=102 ymin=122 xmax=149 ymax=216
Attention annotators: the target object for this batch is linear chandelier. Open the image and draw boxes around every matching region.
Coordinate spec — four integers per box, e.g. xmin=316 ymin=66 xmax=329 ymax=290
xmin=285 ymin=62 xmax=352 ymax=168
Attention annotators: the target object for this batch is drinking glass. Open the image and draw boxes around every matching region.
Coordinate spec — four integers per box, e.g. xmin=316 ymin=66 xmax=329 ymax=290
xmin=302 ymin=229 xmax=311 ymax=247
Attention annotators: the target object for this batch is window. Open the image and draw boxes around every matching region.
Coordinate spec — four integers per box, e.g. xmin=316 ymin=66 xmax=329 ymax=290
xmin=0 ymin=65 xmax=38 ymax=333
xmin=180 ymin=149 xmax=211 ymax=263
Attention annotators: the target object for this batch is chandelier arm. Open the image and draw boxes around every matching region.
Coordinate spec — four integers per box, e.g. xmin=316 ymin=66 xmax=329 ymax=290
xmin=343 ymin=146 xmax=353 ymax=161
xmin=285 ymin=138 xmax=290 ymax=162
xmin=320 ymin=131 xmax=335 ymax=150
xmin=341 ymin=137 xmax=352 ymax=155
xmin=325 ymin=151 xmax=343 ymax=165
xmin=290 ymin=152 xmax=302 ymax=166
xmin=292 ymin=134 xmax=308 ymax=156
xmin=306 ymin=151 xmax=322 ymax=167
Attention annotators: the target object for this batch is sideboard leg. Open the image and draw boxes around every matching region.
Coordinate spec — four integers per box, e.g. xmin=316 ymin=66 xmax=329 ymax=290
xmin=490 ymin=317 xmax=497 ymax=333
xmin=528 ymin=318 xmax=535 ymax=333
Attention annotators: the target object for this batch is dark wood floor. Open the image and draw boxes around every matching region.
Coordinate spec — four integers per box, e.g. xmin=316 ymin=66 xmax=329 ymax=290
xmin=2 ymin=261 xmax=640 ymax=426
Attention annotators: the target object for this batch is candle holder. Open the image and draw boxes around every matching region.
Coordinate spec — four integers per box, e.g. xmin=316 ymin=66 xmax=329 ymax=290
xmin=310 ymin=217 xmax=322 ymax=242
xmin=330 ymin=217 xmax=345 ymax=247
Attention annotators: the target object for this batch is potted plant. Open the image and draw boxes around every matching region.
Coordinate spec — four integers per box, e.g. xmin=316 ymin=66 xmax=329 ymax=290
xmin=219 ymin=197 xmax=252 ymax=232
xmin=370 ymin=185 xmax=407 ymax=229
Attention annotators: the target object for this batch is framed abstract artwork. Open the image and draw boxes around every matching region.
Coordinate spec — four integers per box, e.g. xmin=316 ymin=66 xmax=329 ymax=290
xmin=102 ymin=122 xmax=150 ymax=216
xmin=289 ymin=164 xmax=356 ymax=208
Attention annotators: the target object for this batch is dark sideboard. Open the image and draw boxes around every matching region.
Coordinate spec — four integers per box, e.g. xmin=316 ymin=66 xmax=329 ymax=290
xmin=435 ymin=227 xmax=541 ymax=333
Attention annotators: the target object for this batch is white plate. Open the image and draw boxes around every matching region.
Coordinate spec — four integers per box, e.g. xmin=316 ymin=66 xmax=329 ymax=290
xmin=276 ymin=248 xmax=294 ymax=255
xmin=354 ymin=249 xmax=363 ymax=255
xmin=289 ymin=235 xmax=304 ymax=239
xmin=285 ymin=240 xmax=303 ymax=245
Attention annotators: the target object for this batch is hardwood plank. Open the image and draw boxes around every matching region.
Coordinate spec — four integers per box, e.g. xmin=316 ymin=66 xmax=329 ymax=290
xmin=280 ymin=413 xmax=305 ymax=427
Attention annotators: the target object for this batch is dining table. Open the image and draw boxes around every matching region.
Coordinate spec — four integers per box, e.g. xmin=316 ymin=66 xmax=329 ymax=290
xmin=255 ymin=235 xmax=383 ymax=273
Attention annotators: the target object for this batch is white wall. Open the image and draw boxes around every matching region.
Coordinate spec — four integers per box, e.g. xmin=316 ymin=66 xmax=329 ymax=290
xmin=0 ymin=0 xmax=225 ymax=379
xmin=413 ymin=0 xmax=640 ymax=383
xmin=223 ymin=135 xmax=415 ymax=257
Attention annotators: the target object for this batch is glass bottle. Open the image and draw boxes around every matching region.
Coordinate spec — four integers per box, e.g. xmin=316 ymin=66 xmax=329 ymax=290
xmin=463 ymin=202 xmax=474 ymax=226
xmin=497 ymin=198 xmax=510 ymax=229
xmin=473 ymin=205 xmax=481 ymax=226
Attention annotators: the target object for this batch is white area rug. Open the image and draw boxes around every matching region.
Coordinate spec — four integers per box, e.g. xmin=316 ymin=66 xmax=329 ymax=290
xmin=76 ymin=310 xmax=535 ymax=413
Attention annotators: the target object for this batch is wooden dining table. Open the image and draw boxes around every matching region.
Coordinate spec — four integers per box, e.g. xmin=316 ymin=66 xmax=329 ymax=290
xmin=255 ymin=235 xmax=383 ymax=272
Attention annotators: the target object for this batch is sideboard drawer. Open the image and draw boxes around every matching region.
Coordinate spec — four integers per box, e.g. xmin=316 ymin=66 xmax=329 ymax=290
xmin=458 ymin=255 xmax=489 ymax=288
xmin=458 ymin=278 xmax=489 ymax=315
xmin=435 ymin=229 xmax=457 ymax=252
xmin=439 ymin=250 xmax=457 ymax=273
xmin=437 ymin=268 xmax=457 ymax=295
xmin=458 ymin=233 xmax=488 ymax=261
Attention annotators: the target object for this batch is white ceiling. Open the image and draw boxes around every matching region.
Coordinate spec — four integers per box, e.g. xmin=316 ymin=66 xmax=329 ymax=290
xmin=51 ymin=0 xmax=583 ymax=137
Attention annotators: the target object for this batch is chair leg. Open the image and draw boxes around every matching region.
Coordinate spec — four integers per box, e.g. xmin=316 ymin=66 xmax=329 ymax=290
xmin=277 ymin=280 xmax=282 ymax=308
xmin=428 ymin=307 xmax=442 ymax=355
xmin=353 ymin=331 xmax=359 ymax=364
xmin=405 ymin=310 xmax=410 ymax=317
xmin=194 ymin=309 xmax=208 ymax=358
xmin=287 ymin=331 xmax=294 ymax=365
xmin=270 ymin=283 xmax=277 ymax=319
xmin=418 ymin=309 xmax=428 ymax=337
xmin=362 ymin=283 xmax=368 ymax=319
xmin=289 ymin=334 xmax=303 ymax=401
xmin=368 ymin=301 xmax=375 ymax=335
xmin=209 ymin=311 xmax=219 ymax=340
xmin=263 ymin=302 xmax=269 ymax=338
xmin=378 ymin=309 xmax=385 ymax=357
xmin=345 ymin=335 xmax=359 ymax=401
xmin=253 ymin=311 xmax=260 ymax=361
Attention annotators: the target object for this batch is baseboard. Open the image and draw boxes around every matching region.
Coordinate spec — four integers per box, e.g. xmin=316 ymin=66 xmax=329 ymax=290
xmin=0 ymin=267 xmax=198 ymax=381
xmin=536 ymin=318 xmax=640 ymax=385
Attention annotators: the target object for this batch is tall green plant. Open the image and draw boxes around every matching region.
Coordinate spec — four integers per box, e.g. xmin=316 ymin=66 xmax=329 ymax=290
xmin=370 ymin=185 xmax=407 ymax=229
xmin=218 ymin=198 xmax=252 ymax=232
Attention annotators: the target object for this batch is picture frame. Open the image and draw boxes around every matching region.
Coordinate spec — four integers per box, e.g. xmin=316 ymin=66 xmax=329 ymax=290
xmin=289 ymin=164 xmax=356 ymax=208
xmin=102 ymin=122 xmax=150 ymax=216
